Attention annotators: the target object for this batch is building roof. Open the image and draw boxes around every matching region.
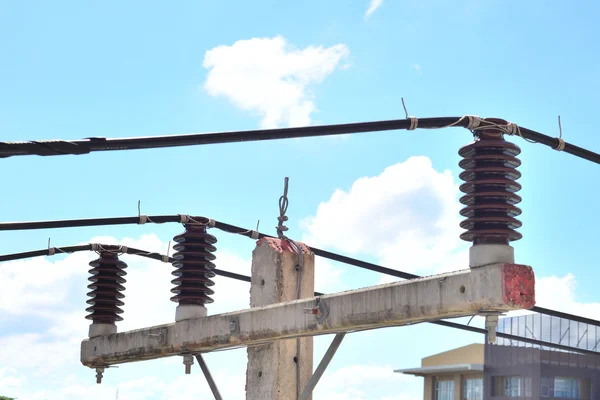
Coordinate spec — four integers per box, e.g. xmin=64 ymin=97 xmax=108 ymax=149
xmin=394 ymin=363 xmax=484 ymax=377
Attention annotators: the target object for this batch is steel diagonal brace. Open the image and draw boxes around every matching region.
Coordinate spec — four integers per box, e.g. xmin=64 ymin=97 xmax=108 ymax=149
xmin=298 ymin=333 xmax=346 ymax=400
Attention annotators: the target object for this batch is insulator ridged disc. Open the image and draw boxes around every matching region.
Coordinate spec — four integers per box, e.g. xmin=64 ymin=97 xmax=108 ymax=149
xmin=458 ymin=137 xmax=523 ymax=244
xmin=170 ymin=222 xmax=217 ymax=306
xmin=85 ymin=252 xmax=127 ymax=323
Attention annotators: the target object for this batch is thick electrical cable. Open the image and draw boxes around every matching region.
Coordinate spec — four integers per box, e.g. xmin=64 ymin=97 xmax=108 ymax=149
xmin=0 ymin=116 xmax=598 ymax=164
xmin=0 ymin=214 xmax=595 ymax=326
xmin=0 ymin=243 xmax=249 ymax=284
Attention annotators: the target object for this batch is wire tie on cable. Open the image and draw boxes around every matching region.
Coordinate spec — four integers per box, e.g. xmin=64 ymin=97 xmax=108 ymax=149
xmin=208 ymin=218 xmax=216 ymax=228
xmin=554 ymin=115 xmax=565 ymax=151
xmin=91 ymin=243 xmax=100 ymax=251
xmin=250 ymin=230 xmax=260 ymax=239
xmin=401 ymin=97 xmax=419 ymax=131
xmin=505 ymin=122 xmax=518 ymax=136
xmin=119 ymin=246 xmax=128 ymax=254
xmin=179 ymin=214 xmax=190 ymax=224
xmin=138 ymin=215 xmax=148 ymax=224
xmin=48 ymin=247 xmax=56 ymax=256
xmin=408 ymin=116 xmax=418 ymax=130
xmin=466 ymin=116 xmax=482 ymax=130
xmin=161 ymin=255 xmax=169 ymax=263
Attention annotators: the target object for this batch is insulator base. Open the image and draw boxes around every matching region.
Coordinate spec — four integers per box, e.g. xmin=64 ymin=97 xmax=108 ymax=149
xmin=85 ymin=251 xmax=127 ymax=325
xmin=175 ymin=304 xmax=208 ymax=322
xmin=88 ymin=322 xmax=117 ymax=338
xmin=170 ymin=221 xmax=217 ymax=307
xmin=469 ymin=244 xmax=515 ymax=268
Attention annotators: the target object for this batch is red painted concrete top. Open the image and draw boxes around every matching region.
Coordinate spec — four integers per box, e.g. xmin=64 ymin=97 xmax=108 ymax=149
xmin=501 ymin=263 xmax=536 ymax=309
xmin=256 ymin=237 xmax=313 ymax=255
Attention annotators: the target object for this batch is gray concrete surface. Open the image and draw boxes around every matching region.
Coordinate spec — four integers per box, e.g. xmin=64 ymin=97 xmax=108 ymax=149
xmin=80 ymin=263 xmax=535 ymax=367
xmin=245 ymin=238 xmax=315 ymax=400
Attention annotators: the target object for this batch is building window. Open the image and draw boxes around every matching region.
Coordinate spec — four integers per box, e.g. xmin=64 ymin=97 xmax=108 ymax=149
xmin=523 ymin=376 xmax=532 ymax=397
xmin=463 ymin=378 xmax=483 ymax=400
xmin=435 ymin=379 xmax=455 ymax=400
xmin=554 ymin=377 xmax=578 ymax=399
xmin=504 ymin=376 xmax=521 ymax=397
xmin=552 ymin=377 xmax=591 ymax=399
xmin=491 ymin=376 xmax=521 ymax=398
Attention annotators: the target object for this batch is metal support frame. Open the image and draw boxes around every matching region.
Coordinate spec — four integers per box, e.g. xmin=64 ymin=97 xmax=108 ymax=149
xmin=196 ymin=354 xmax=223 ymax=400
xmin=298 ymin=333 xmax=346 ymax=400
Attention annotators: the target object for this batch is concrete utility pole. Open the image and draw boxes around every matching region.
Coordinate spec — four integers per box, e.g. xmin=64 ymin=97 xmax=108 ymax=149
xmin=245 ymin=237 xmax=315 ymax=400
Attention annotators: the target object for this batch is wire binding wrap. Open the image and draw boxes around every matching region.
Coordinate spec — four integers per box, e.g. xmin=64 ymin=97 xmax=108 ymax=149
xmin=555 ymin=137 xmax=566 ymax=151
xmin=170 ymin=219 xmax=217 ymax=306
xmin=466 ymin=116 xmax=482 ymax=130
xmin=408 ymin=117 xmax=418 ymax=130
xmin=458 ymin=125 xmax=523 ymax=244
xmin=85 ymin=251 xmax=127 ymax=324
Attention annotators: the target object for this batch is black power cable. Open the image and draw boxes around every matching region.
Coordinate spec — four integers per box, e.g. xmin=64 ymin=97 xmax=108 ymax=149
xmin=1 ymin=243 xmax=598 ymax=357
xmin=1 ymin=117 xmax=598 ymax=164
xmin=0 ymin=214 xmax=597 ymax=327
xmin=0 ymin=243 xmax=251 ymax=284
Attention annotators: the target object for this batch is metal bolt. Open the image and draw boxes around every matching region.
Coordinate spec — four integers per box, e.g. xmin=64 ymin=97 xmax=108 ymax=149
xmin=183 ymin=354 xmax=194 ymax=374
xmin=95 ymin=367 xmax=105 ymax=384
xmin=485 ymin=315 xmax=499 ymax=344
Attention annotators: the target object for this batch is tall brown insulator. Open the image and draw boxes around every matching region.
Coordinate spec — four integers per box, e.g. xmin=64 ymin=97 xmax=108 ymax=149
xmin=458 ymin=125 xmax=523 ymax=245
xmin=85 ymin=251 xmax=127 ymax=324
xmin=170 ymin=221 xmax=217 ymax=306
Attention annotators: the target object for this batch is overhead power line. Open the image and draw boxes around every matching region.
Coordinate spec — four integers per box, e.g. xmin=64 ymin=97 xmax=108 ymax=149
xmin=0 ymin=214 xmax=598 ymax=327
xmin=1 ymin=242 xmax=598 ymax=357
xmin=0 ymin=116 xmax=598 ymax=164
xmin=0 ymin=243 xmax=251 ymax=283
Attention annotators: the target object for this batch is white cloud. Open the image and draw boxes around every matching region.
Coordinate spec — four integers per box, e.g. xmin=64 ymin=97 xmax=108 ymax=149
xmin=302 ymin=156 xmax=468 ymax=275
xmin=365 ymin=0 xmax=384 ymax=18
xmin=411 ymin=64 xmax=422 ymax=74
xmin=0 ymin=251 xmax=92 ymax=316
xmin=203 ymin=36 xmax=349 ymax=128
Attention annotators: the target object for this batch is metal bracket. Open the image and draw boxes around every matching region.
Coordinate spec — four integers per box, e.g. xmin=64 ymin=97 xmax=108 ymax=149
xmin=298 ymin=333 xmax=346 ymax=400
xmin=229 ymin=316 xmax=240 ymax=335
xmin=315 ymin=297 xmax=330 ymax=324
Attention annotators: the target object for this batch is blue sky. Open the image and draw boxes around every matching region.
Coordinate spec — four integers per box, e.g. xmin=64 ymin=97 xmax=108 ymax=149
xmin=1 ymin=0 xmax=600 ymax=399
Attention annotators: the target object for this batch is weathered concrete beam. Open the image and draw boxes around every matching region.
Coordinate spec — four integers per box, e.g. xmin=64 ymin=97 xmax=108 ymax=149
xmin=80 ymin=263 xmax=534 ymax=367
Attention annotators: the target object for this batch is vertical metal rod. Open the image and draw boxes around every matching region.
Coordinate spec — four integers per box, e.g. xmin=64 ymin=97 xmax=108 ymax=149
xmin=195 ymin=354 xmax=223 ymax=400
xmin=298 ymin=333 xmax=346 ymax=400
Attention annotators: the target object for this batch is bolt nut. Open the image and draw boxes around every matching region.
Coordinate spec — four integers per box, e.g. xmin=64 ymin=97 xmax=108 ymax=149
xmin=183 ymin=354 xmax=194 ymax=374
xmin=95 ymin=367 xmax=105 ymax=384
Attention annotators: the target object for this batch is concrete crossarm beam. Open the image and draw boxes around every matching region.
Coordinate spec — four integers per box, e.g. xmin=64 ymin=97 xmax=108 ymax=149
xmin=80 ymin=263 xmax=534 ymax=367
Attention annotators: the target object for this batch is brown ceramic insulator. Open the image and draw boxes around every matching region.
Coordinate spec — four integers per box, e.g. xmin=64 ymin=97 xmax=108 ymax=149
xmin=458 ymin=129 xmax=523 ymax=244
xmin=85 ymin=251 xmax=127 ymax=324
xmin=170 ymin=220 xmax=217 ymax=306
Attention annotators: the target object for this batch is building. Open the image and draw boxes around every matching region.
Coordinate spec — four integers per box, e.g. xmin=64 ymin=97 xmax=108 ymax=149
xmin=395 ymin=343 xmax=484 ymax=400
xmin=395 ymin=314 xmax=600 ymax=400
